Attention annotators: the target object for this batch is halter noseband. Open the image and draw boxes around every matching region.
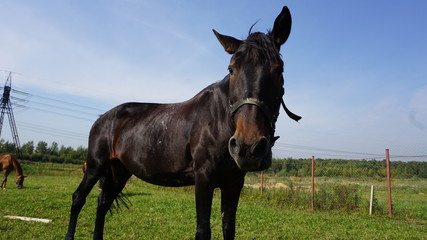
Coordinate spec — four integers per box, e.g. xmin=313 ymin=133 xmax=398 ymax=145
xmin=229 ymin=98 xmax=279 ymax=130
xmin=229 ymin=97 xmax=301 ymax=146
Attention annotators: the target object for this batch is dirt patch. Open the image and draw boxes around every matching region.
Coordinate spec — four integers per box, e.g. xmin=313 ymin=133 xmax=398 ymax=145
xmin=245 ymin=183 xmax=314 ymax=191
xmin=245 ymin=182 xmax=289 ymax=189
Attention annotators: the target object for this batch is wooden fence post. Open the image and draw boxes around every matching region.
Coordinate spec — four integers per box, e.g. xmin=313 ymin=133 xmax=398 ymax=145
xmin=385 ymin=149 xmax=393 ymax=217
xmin=260 ymin=171 xmax=264 ymax=195
xmin=311 ymin=156 xmax=315 ymax=211
xmin=369 ymin=185 xmax=374 ymax=215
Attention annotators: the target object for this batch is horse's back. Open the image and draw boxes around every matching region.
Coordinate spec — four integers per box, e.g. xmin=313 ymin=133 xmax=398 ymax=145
xmin=88 ymin=101 xmax=198 ymax=186
xmin=87 ymin=102 xmax=163 ymax=160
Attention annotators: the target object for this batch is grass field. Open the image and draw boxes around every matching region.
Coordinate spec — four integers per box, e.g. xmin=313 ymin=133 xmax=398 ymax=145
xmin=245 ymin=173 xmax=427 ymax=219
xmin=0 ymin=162 xmax=426 ymax=240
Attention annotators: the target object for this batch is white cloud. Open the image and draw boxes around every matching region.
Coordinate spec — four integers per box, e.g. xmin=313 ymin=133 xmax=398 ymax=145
xmin=408 ymin=86 xmax=427 ymax=130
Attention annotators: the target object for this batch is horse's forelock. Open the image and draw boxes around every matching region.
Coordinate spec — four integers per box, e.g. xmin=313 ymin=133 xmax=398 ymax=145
xmin=234 ymin=32 xmax=281 ymax=66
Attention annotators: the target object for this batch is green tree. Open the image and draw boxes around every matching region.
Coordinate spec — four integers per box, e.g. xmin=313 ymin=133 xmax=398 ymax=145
xmin=0 ymin=139 xmax=16 ymax=154
xmin=49 ymin=141 xmax=59 ymax=156
xmin=36 ymin=141 xmax=48 ymax=154
xmin=21 ymin=141 xmax=35 ymax=155
xmin=59 ymin=145 xmax=74 ymax=159
xmin=73 ymin=146 xmax=87 ymax=162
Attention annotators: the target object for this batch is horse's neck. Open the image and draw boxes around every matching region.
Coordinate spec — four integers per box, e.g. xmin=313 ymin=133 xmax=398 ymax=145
xmin=210 ymin=77 xmax=234 ymax=129
xmin=201 ymin=76 xmax=227 ymax=104
xmin=11 ymin=157 xmax=23 ymax=177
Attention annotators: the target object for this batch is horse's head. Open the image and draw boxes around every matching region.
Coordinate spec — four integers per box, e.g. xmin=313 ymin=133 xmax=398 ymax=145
xmin=214 ymin=6 xmax=292 ymax=172
xmin=16 ymin=175 xmax=25 ymax=189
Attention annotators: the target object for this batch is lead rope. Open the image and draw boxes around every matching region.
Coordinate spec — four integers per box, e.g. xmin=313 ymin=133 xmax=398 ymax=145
xmin=281 ymin=99 xmax=301 ymax=122
xmin=270 ymin=98 xmax=301 ymax=147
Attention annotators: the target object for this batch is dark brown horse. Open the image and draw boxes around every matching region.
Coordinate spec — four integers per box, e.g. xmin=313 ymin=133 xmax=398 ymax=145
xmin=0 ymin=154 xmax=25 ymax=189
xmin=65 ymin=6 xmax=300 ymax=240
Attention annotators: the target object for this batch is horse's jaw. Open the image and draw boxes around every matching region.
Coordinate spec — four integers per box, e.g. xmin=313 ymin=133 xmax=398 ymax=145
xmin=230 ymin=150 xmax=272 ymax=172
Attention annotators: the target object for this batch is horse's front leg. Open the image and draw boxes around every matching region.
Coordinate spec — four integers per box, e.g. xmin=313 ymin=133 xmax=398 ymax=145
xmin=1 ymin=170 xmax=9 ymax=189
xmin=220 ymin=176 xmax=244 ymax=240
xmin=195 ymin=180 xmax=214 ymax=240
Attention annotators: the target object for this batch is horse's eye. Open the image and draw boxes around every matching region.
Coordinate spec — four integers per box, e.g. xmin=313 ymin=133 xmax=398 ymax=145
xmin=272 ymin=65 xmax=284 ymax=74
xmin=228 ymin=67 xmax=234 ymax=75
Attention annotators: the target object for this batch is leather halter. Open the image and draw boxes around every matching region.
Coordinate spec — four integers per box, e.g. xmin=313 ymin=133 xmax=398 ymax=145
xmin=230 ymin=98 xmax=276 ymax=125
xmin=229 ymin=97 xmax=301 ymax=146
xmin=229 ymin=97 xmax=301 ymax=128
xmin=230 ymin=98 xmax=301 ymax=147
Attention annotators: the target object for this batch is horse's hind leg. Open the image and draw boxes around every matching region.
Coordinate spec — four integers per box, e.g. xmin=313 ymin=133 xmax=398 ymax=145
xmin=65 ymin=166 xmax=101 ymax=240
xmin=93 ymin=159 xmax=132 ymax=240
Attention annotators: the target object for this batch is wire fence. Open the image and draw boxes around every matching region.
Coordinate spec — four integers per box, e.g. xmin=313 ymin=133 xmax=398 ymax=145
xmin=247 ymin=149 xmax=427 ymax=219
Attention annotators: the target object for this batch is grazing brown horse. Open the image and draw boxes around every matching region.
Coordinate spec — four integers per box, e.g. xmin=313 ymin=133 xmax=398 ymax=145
xmin=82 ymin=162 xmax=87 ymax=173
xmin=65 ymin=6 xmax=300 ymax=240
xmin=0 ymin=154 xmax=25 ymax=189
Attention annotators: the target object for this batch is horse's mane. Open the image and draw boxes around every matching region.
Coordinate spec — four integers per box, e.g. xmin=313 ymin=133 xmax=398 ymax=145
xmin=234 ymin=31 xmax=282 ymax=66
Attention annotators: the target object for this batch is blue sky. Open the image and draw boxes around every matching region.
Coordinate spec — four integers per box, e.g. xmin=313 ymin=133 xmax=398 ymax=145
xmin=0 ymin=1 xmax=426 ymax=160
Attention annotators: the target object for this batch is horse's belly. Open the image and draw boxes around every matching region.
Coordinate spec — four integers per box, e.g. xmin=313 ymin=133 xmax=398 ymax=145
xmin=137 ymin=170 xmax=195 ymax=187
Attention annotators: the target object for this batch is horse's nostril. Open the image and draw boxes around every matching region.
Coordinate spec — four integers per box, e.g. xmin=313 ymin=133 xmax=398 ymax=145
xmin=228 ymin=137 xmax=239 ymax=156
xmin=251 ymin=137 xmax=269 ymax=158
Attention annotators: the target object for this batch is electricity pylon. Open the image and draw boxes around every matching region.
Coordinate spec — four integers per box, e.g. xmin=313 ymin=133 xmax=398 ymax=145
xmin=0 ymin=72 xmax=22 ymax=157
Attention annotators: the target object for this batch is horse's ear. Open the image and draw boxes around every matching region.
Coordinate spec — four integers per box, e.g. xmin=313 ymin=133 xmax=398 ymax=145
xmin=213 ymin=29 xmax=243 ymax=54
xmin=271 ymin=6 xmax=292 ymax=50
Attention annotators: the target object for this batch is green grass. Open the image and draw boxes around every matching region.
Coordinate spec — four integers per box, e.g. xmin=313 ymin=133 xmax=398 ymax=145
xmin=0 ymin=162 xmax=426 ymax=239
xmin=245 ymin=173 xmax=427 ymax=218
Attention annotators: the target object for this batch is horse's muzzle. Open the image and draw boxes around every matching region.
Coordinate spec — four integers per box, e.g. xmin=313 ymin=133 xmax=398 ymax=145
xmin=228 ymin=136 xmax=272 ymax=171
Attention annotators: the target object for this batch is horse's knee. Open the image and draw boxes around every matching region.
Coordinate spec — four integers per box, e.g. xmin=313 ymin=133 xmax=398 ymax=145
xmin=71 ymin=191 xmax=86 ymax=209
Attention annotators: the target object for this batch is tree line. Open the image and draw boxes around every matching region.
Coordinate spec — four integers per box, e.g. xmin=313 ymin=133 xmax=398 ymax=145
xmin=0 ymin=139 xmax=87 ymax=164
xmin=264 ymin=158 xmax=427 ymax=179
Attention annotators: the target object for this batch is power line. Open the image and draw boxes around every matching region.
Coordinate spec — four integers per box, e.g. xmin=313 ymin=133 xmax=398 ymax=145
xmin=19 ymin=105 xmax=95 ymax=121
xmin=274 ymin=142 xmax=384 ymax=157
xmin=26 ymin=99 xmax=100 ymax=117
xmin=3 ymin=87 xmax=106 ymax=121
xmin=0 ymin=72 xmax=102 ymax=147
xmin=11 ymin=88 xmax=106 ymax=113
xmin=16 ymin=121 xmax=87 ymax=141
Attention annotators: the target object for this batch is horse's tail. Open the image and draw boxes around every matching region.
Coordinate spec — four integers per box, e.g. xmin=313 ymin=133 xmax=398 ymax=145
xmin=87 ymin=157 xmax=132 ymax=213
xmin=108 ymin=158 xmax=132 ymax=213
xmin=110 ymin=192 xmax=132 ymax=214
